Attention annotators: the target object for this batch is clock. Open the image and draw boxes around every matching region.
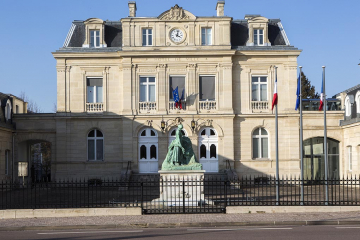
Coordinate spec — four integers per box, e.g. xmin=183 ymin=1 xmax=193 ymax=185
xmin=169 ymin=28 xmax=185 ymax=44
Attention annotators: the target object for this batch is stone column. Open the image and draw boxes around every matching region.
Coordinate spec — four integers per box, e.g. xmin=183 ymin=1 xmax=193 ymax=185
xmin=220 ymin=63 xmax=233 ymax=112
xmin=121 ymin=61 xmax=133 ymax=115
xmin=157 ymin=64 xmax=167 ymax=114
xmin=187 ymin=63 xmax=197 ymax=113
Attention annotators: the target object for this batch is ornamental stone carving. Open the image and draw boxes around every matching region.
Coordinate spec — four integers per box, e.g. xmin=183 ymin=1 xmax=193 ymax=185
xmin=158 ymin=4 xmax=195 ymax=21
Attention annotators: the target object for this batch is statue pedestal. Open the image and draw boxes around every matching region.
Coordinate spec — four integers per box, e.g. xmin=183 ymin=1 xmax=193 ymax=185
xmin=154 ymin=170 xmax=208 ymax=206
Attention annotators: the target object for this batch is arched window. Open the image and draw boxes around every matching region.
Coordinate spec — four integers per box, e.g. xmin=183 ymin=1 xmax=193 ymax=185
xmin=138 ymin=128 xmax=158 ymax=173
xmin=252 ymin=127 xmax=269 ymax=159
xmin=87 ymin=129 xmax=103 ymax=161
xmin=198 ymin=127 xmax=218 ymax=172
xmin=355 ymin=91 xmax=360 ymax=114
xmin=5 ymin=100 xmax=12 ymax=121
xmin=345 ymin=96 xmax=351 ymax=117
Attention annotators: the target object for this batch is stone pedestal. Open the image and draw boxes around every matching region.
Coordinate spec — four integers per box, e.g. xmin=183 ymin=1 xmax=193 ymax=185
xmin=155 ymin=170 xmax=208 ymax=206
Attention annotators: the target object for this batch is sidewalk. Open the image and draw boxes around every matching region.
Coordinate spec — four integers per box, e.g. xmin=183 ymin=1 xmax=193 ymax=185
xmin=1 ymin=211 xmax=360 ymax=231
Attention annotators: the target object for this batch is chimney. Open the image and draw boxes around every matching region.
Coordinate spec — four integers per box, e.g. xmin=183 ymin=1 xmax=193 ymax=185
xmin=128 ymin=1 xmax=137 ymax=17
xmin=216 ymin=1 xmax=225 ymax=17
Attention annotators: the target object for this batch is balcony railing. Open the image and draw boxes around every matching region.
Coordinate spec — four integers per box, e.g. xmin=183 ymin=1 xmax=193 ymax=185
xmin=86 ymin=102 xmax=103 ymax=112
xmin=139 ymin=102 xmax=156 ymax=113
xmin=302 ymin=99 xmax=341 ymax=111
xmin=169 ymin=101 xmax=186 ymax=111
xmin=251 ymin=101 xmax=268 ymax=111
xmin=199 ymin=100 xmax=216 ymax=111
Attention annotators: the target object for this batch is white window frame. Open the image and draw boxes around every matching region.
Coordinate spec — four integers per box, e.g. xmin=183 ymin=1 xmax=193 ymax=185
xmin=5 ymin=100 xmax=12 ymax=121
xmin=90 ymin=30 xmax=100 ymax=48
xmin=5 ymin=150 xmax=10 ymax=175
xmin=345 ymin=96 xmax=351 ymax=117
xmin=355 ymin=91 xmax=360 ymax=114
xmin=252 ymin=76 xmax=268 ymax=101
xmin=87 ymin=129 xmax=104 ymax=161
xmin=140 ymin=76 xmax=156 ymax=102
xmin=142 ymin=28 xmax=153 ymax=46
xmin=201 ymin=27 xmax=212 ymax=46
xmin=87 ymin=77 xmax=103 ymax=103
xmin=252 ymin=127 xmax=269 ymax=159
xmin=254 ymin=29 xmax=264 ymax=46
xmin=348 ymin=146 xmax=352 ymax=171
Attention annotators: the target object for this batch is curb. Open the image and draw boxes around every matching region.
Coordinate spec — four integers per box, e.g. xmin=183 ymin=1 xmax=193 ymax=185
xmin=1 ymin=221 xmax=360 ymax=231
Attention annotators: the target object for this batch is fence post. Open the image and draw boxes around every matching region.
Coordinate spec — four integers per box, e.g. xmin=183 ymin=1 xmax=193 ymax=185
xmin=182 ymin=178 xmax=185 ymax=213
xmin=141 ymin=182 xmax=144 ymax=211
xmin=224 ymin=180 xmax=228 ymax=212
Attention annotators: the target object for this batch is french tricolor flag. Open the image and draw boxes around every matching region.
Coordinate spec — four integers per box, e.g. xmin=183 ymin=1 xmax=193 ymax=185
xmin=319 ymin=73 xmax=324 ymax=111
xmin=271 ymin=75 xmax=278 ymax=110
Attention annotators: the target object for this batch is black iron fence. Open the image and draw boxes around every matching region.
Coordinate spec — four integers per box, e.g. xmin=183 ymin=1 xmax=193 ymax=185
xmin=1 ymin=175 xmax=360 ymax=213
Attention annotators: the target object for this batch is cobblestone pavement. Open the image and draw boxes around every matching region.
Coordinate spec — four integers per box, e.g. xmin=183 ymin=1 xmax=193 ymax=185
xmin=1 ymin=212 xmax=360 ymax=228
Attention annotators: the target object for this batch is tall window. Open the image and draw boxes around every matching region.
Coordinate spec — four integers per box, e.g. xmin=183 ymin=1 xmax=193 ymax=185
xmin=142 ymin=28 xmax=153 ymax=46
xmin=5 ymin=150 xmax=10 ymax=175
xmin=254 ymin=29 xmax=264 ymax=46
xmin=87 ymin=129 xmax=104 ymax=161
xmin=140 ymin=77 xmax=156 ymax=102
xmin=199 ymin=76 xmax=215 ymax=101
xmin=5 ymin=100 xmax=12 ymax=121
xmin=252 ymin=76 xmax=267 ymax=101
xmin=87 ymin=78 xmax=103 ymax=103
xmin=198 ymin=127 xmax=218 ymax=172
xmin=356 ymin=91 xmax=360 ymax=114
xmin=348 ymin=146 xmax=352 ymax=171
xmin=169 ymin=76 xmax=185 ymax=100
xmin=201 ymin=28 xmax=212 ymax=45
xmin=139 ymin=128 xmax=158 ymax=173
xmin=253 ymin=128 xmax=269 ymax=159
xmin=345 ymin=96 xmax=351 ymax=117
xmin=90 ymin=30 xmax=100 ymax=48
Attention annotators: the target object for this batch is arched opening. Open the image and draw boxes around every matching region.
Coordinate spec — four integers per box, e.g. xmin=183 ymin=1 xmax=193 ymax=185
xmin=303 ymin=137 xmax=339 ymax=180
xmin=138 ymin=128 xmax=158 ymax=173
xmin=252 ymin=127 xmax=269 ymax=159
xmin=345 ymin=96 xmax=351 ymax=117
xmin=198 ymin=127 xmax=218 ymax=172
xmin=87 ymin=129 xmax=104 ymax=161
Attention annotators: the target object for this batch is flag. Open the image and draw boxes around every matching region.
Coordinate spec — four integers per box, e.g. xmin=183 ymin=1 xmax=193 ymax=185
xmin=173 ymin=86 xmax=180 ymax=108
xmin=295 ymin=73 xmax=301 ymax=110
xmin=271 ymin=75 xmax=278 ymax=110
xmin=178 ymin=88 xmax=184 ymax=110
xmin=319 ymin=72 xmax=324 ymax=111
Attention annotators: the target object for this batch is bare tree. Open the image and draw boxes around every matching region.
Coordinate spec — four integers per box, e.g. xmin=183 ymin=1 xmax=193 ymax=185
xmin=19 ymin=91 xmax=42 ymax=113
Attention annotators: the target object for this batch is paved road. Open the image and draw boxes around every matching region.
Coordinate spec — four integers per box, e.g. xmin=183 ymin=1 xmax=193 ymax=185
xmin=2 ymin=225 xmax=360 ymax=240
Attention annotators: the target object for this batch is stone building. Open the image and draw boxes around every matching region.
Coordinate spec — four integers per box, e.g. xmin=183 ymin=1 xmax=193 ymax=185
xmin=10 ymin=1 xmax=360 ymax=181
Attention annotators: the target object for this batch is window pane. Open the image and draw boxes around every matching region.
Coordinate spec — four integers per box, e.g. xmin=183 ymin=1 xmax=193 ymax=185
xmin=141 ymin=130 xmax=146 ymax=136
xmin=148 ymin=77 xmax=155 ymax=83
xmin=254 ymin=33 xmax=258 ymax=45
xmin=260 ymin=77 xmax=267 ymax=82
xmin=150 ymin=130 xmax=156 ymax=136
xmin=96 ymin=130 xmax=103 ymax=137
xmin=88 ymin=130 xmax=95 ymax=137
xmin=260 ymin=84 xmax=267 ymax=101
xmin=142 ymin=32 xmax=146 ymax=46
xmin=199 ymin=76 xmax=215 ymax=100
xmin=96 ymin=86 xmax=103 ymax=103
xmin=148 ymin=29 xmax=152 ymax=34
xmin=259 ymin=35 xmax=263 ymax=45
xmin=140 ymin=77 xmax=147 ymax=83
xmin=149 ymin=85 xmax=155 ymax=102
xmin=252 ymin=77 xmax=258 ymax=83
xmin=210 ymin=144 xmax=216 ymax=158
xmin=259 ymin=29 xmax=263 ymax=34
xmin=96 ymin=139 xmax=103 ymax=160
xmin=261 ymin=128 xmax=267 ymax=135
xmin=148 ymin=34 xmax=152 ymax=45
xmin=200 ymin=145 xmax=206 ymax=158
xmin=88 ymin=140 xmax=95 ymax=160
xmin=210 ymin=129 xmax=215 ymax=136
xmin=252 ymin=84 xmax=259 ymax=101
xmin=87 ymin=86 xmax=94 ymax=103
xmin=261 ymin=138 xmax=268 ymax=158
xmin=140 ymin=145 xmax=147 ymax=159
xmin=140 ymin=85 xmax=146 ymax=102
xmin=90 ymin=31 xmax=94 ymax=47
xmin=253 ymin=128 xmax=259 ymax=135
xmin=206 ymin=28 xmax=211 ymax=45
xmin=201 ymin=28 xmax=205 ymax=35
xmin=171 ymin=130 xmax=176 ymax=136
xmin=201 ymin=129 xmax=206 ymax=135
xmin=96 ymin=31 xmax=100 ymax=47
xmin=169 ymin=76 xmax=185 ymax=100
xmin=253 ymin=138 xmax=259 ymax=158
xmin=150 ymin=145 xmax=156 ymax=159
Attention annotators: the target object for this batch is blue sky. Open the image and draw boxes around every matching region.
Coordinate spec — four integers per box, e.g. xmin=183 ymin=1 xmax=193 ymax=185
xmin=1 ymin=0 xmax=359 ymax=112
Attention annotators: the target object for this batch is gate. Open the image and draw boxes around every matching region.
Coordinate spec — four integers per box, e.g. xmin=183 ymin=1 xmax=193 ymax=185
xmin=141 ymin=176 xmax=228 ymax=214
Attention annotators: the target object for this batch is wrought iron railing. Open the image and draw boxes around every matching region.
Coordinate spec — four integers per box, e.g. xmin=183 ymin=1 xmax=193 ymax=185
xmin=2 ymin=176 xmax=360 ymax=213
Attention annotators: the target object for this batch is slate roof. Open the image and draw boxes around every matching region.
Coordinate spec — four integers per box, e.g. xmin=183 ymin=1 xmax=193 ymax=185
xmin=333 ymin=84 xmax=360 ymax=98
xmin=58 ymin=17 xmax=296 ymax=52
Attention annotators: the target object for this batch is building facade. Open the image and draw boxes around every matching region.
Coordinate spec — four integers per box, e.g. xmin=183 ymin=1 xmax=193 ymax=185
xmin=10 ymin=1 xmax=360 ymax=181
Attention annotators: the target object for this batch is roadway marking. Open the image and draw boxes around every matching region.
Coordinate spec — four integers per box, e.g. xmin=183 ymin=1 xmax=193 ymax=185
xmin=188 ymin=227 xmax=293 ymax=231
xmin=38 ymin=230 xmax=143 ymax=235
xmin=336 ymin=227 xmax=360 ymax=229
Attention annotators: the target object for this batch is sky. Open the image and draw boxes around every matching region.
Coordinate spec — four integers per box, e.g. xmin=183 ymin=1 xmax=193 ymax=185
xmin=1 ymin=0 xmax=359 ymax=113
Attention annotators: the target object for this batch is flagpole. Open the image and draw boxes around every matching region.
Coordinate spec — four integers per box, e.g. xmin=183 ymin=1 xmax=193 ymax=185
xmin=323 ymin=66 xmax=329 ymax=205
xmin=299 ymin=66 xmax=304 ymax=205
xmin=275 ymin=66 xmax=280 ymax=205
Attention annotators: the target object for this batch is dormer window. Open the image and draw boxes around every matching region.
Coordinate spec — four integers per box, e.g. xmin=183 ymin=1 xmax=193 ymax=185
xmin=254 ymin=29 xmax=264 ymax=46
xmin=90 ymin=30 xmax=100 ymax=48
xmin=201 ymin=28 xmax=212 ymax=45
xmin=142 ymin=28 xmax=153 ymax=46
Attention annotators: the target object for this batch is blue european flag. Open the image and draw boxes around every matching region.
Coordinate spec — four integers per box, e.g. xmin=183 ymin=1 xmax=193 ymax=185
xmin=295 ymin=73 xmax=300 ymax=110
xmin=173 ymin=86 xmax=179 ymax=103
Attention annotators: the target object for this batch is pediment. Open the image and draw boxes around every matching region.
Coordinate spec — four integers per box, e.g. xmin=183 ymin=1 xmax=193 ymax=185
xmin=84 ymin=18 xmax=105 ymax=24
xmin=248 ymin=16 xmax=269 ymax=23
xmin=158 ymin=4 xmax=196 ymax=21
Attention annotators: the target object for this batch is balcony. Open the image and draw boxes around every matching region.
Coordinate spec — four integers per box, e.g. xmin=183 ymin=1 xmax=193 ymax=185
xmin=169 ymin=101 xmax=186 ymax=113
xmin=199 ymin=100 xmax=216 ymax=112
xmin=139 ymin=102 xmax=157 ymax=113
xmin=86 ymin=102 xmax=103 ymax=113
xmin=251 ymin=101 xmax=269 ymax=112
xmin=302 ymin=99 xmax=341 ymax=111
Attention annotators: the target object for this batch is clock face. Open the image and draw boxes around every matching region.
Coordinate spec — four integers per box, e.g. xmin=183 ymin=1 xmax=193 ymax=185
xmin=170 ymin=29 xmax=184 ymax=43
